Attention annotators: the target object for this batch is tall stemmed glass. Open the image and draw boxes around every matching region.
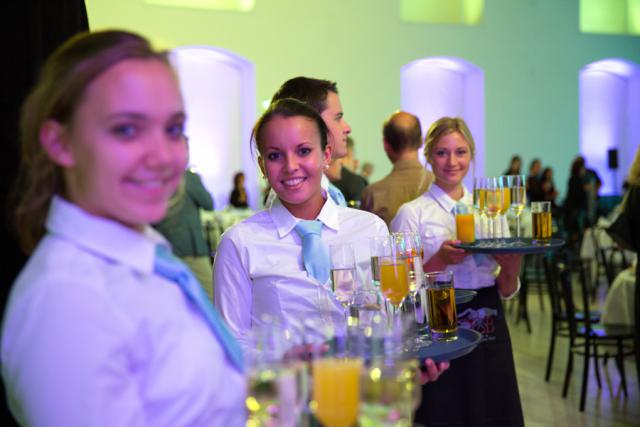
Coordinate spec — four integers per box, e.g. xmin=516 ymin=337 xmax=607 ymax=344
xmin=508 ymin=175 xmax=526 ymax=238
xmin=369 ymin=235 xmax=392 ymax=289
xmin=392 ymin=231 xmax=424 ymax=303
xmin=484 ymin=177 xmax=502 ymax=239
xmin=377 ymin=237 xmax=410 ymax=321
xmin=330 ymin=243 xmax=357 ymax=316
xmin=473 ymin=177 xmax=487 ymax=238
xmin=497 ymin=175 xmax=511 ymax=241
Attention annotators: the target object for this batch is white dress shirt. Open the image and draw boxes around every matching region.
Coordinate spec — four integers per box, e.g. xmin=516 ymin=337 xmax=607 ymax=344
xmin=214 ymin=196 xmax=388 ymax=350
xmin=390 ymin=183 xmax=508 ymax=291
xmin=1 ymin=197 xmax=246 ymax=427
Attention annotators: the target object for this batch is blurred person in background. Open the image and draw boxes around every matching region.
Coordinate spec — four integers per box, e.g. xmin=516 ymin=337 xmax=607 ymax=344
xmin=229 ymin=171 xmax=249 ymax=209
xmin=360 ymin=161 xmax=374 ymax=182
xmin=503 ymin=154 xmax=522 ymax=176
xmin=331 ymin=136 xmax=368 ymax=206
xmin=526 ymin=158 xmax=543 ymax=202
xmin=361 ymin=111 xmax=433 ymax=225
xmin=155 ymin=169 xmax=215 ymax=300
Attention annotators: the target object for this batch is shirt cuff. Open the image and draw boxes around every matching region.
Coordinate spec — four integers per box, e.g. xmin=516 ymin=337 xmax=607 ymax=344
xmin=499 ymin=277 xmax=521 ymax=300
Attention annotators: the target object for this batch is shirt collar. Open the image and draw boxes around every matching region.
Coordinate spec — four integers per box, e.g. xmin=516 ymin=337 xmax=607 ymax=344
xmin=268 ymin=195 xmax=340 ymax=239
xmin=46 ymin=196 xmax=167 ymax=274
xmin=428 ymin=182 xmax=472 ymax=214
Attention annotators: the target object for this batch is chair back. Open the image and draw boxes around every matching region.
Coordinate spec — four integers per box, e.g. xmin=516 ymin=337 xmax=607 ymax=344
xmin=543 ymin=253 xmax=565 ymax=324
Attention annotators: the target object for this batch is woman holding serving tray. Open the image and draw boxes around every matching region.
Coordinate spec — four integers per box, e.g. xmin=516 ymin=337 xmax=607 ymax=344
xmin=391 ymin=117 xmax=524 ymax=426
xmin=214 ymin=98 xmax=449 ymax=426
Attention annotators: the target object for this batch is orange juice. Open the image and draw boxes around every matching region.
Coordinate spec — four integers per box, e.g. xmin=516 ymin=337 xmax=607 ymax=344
xmin=501 ymin=187 xmax=511 ymax=214
xmin=380 ymin=262 xmax=409 ymax=307
xmin=312 ymin=358 xmax=362 ymax=427
xmin=455 ymin=213 xmax=475 ymax=243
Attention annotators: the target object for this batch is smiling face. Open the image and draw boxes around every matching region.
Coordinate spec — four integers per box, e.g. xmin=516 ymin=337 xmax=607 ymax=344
xmin=320 ymin=92 xmax=351 ymax=159
xmin=50 ymin=58 xmax=188 ymax=230
xmin=428 ymin=131 xmax=472 ymax=197
xmin=259 ymin=115 xmax=331 ymax=219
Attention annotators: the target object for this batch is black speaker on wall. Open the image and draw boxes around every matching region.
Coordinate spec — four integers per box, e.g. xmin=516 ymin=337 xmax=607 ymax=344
xmin=608 ymin=148 xmax=618 ymax=170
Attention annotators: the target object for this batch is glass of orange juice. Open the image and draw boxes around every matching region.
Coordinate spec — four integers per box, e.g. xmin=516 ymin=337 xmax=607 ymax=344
xmin=454 ymin=203 xmax=475 ymax=243
xmin=312 ymin=356 xmax=363 ymax=427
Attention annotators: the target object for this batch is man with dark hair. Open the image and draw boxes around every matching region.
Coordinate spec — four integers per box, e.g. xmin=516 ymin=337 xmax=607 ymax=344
xmin=361 ymin=111 xmax=433 ymax=225
xmin=331 ymin=137 xmax=368 ymax=206
xmin=268 ymin=76 xmax=351 ymax=206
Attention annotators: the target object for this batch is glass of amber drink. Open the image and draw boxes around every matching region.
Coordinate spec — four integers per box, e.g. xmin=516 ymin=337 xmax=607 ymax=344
xmin=425 ymin=271 xmax=457 ymax=341
xmin=531 ymin=201 xmax=552 ymax=243
xmin=378 ymin=241 xmax=410 ymax=318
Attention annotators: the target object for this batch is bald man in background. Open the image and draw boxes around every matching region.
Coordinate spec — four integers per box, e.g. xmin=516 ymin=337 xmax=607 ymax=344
xmin=360 ymin=111 xmax=433 ymax=225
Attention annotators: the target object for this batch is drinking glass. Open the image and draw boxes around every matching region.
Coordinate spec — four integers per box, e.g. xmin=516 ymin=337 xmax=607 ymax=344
xmin=330 ymin=243 xmax=357 ymax=310
xmin=391 ymin=232 xmax=424 ymax=300
xmin=499 ymin=175 xmax=511 ymax=217
xmin=377 ymin=241 xmax=410 ymax=319
xmin=508 ymin=175 xmax=526 ymax=238
xmin=424 ymin=271 xmax=458 ymax=342
xmin=454 ymin=203 xmax=475 ymax=244
xmin=359 ymin=358 xmax=420 ymax=427
xmin=348 ymin=286 xmax=383 ymax=330
xmin=245 ymin=320 xmax=307 ymax=427
xmin=531 ymin=201 xmax=552 ymax=243
xmin=369 ymin=235 xmax=393 ymax=288
xmin=473 ymin=177 xmax=488 ymax=239
xmin=311 ymin=351 xmax=363 ymax=427
xmin=484 ymin=177 xmax=502 ymax=239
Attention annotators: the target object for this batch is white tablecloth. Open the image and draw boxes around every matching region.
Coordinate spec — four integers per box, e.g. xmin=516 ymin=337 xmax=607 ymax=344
xmin=601 ymin=266 xmax=637 ymax=326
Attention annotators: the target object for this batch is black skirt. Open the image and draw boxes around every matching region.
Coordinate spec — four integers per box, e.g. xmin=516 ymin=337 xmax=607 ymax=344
xmin=414 ymin=286 xmax=524 ymax=427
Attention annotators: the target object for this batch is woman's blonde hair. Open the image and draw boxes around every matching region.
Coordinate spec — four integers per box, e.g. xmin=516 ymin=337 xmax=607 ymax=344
xmin=423 ymin=117 xmax=476 ymax=162
xmin=628 ymin=146 xmax=640 ymax=187
xmin=13 ymin=30 xmax=169 ymax=254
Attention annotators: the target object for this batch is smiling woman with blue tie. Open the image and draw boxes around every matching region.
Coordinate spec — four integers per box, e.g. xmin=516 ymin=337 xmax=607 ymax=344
xmin=214 ymin=98 xmax=449 ymax=383
xmin=1 ymin=30 xmax=245 ymax=426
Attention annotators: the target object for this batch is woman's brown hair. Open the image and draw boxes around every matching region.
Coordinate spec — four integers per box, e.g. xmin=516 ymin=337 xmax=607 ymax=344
xmin=14 ymin=30 xmax=169 ymax=253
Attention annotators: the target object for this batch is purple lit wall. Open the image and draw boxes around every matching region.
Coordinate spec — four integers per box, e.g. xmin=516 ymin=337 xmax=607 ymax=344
xmin=400 ymin=57 xmax=485 ymax=190
xmin=580 ymin=59 xmax=640 ymax=195
xmin=169 ymin=47 xmax=258 ymax=209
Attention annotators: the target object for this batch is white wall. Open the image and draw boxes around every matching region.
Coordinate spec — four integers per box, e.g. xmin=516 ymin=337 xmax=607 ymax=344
xmin=170 ymin=46 xmax=258 ymax=208
xmin=401 ymin=57 xmax=485 ymax=189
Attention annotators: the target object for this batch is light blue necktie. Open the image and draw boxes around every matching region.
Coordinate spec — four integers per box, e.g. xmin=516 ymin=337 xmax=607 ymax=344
xmin=153 ymin=245 xmax=244 ymax=372
xmin=328 ymin=182 xmax=347 ymax=207
xmin=294 ymin=220 xmax=330 ymax=284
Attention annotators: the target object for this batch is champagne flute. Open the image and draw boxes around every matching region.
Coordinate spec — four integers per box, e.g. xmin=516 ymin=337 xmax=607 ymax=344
xmin=508 ymin=175 xmax=526 ymax=238
xmin=484 ymin=177 xmax=502 ymax=239
xmin=330 ymin=243 xmax=357 ymax=313
xmin=369 ymin=235 xmax=392 ymax=289
xmin=391 ymin=231 xmax=424 ymax=300
xmin=378 ymin=239 xmax=410 ymax=321
xmin=473 ymin=177 xmax=487 ymax=238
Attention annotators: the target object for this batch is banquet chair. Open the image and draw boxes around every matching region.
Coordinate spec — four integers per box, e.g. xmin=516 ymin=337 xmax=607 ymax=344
xmin=543 ymin=253 xmax=600 ymax=383
xmin=558 ymin=258 xmax=635 ymax=412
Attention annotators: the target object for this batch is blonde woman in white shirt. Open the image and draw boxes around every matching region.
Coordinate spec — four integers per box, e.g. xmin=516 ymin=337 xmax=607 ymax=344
xmin=391 ymin=117 xmax=524 ymax=426
xmin=214 ymin=98 xmax=448 ymax=382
